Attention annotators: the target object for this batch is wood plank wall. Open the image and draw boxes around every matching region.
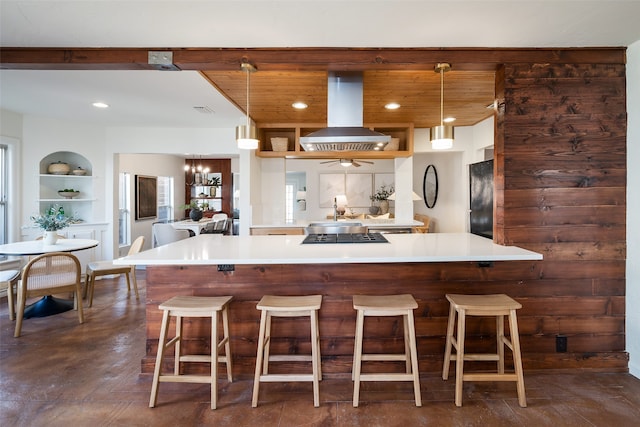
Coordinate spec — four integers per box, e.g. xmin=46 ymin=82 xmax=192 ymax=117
xmin=497 ymin=61 xmax=627 ymax=369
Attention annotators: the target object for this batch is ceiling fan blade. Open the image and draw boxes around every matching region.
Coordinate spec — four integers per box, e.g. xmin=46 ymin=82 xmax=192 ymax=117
xmin=352 ymin=162 xmax=362 ymax=167
xmin=320 ymin=160 xmax=338 ymax=164
xmin=356 ymin=159 xmax=374 ymax=164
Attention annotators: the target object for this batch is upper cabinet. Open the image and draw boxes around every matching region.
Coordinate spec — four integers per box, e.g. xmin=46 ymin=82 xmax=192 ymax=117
xmin=39 ymin=151 xmax=96 ymax=223
xmin=256 ymin=123 xmax=414 ymax=159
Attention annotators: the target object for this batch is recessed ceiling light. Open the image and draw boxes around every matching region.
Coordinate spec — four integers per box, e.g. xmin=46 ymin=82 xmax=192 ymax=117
xmin=292 ymin=102 xmax=308 ymax=109
xmin=92 ymin=102 xmax=109 ymax=108
xmin=385 ymin=102 xmax=401 ymax=110
xmin=443 ymin=117 xmax=456 ymax=123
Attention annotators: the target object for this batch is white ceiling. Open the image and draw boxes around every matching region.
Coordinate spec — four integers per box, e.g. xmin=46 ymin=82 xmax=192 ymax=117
xmin=1 ymin=0 xmax=640 ymax=128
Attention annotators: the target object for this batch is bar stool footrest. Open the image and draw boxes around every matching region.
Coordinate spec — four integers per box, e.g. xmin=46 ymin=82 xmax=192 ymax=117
xmin=260 ymin=374 xmax=315 ymax=382
xmin=463 ymin=373 xmax=519 ymax=382
xmin=268 ymin=355 xmax=313 ymax=362
xmin=362 ymin=354 xmax=409 ymax=362
xmin=359 ymin=373 xmax=416 ymax=382
xmin=159 ymin=374 xmax=214 ymax=384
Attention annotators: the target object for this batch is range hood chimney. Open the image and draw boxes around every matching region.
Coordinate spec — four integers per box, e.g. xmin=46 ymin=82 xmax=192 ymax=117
xmin=300 ymin=72 xmax=390 ymax=151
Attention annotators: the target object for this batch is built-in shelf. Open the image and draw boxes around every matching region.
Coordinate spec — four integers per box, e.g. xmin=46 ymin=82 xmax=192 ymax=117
xmin=256 ymin=123 xmax=414 ymax=158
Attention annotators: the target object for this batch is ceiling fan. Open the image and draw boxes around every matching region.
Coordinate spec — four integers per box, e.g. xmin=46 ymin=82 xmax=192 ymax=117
xmin=320 ymin=158 xmax=374 ymax=168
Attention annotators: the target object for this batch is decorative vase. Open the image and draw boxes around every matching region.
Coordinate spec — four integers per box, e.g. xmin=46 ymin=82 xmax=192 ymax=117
xmin=209 ymin=186 xmax=217 ymax=197
xmin=379 ymin=200 xmax=390 ymax=215
xmin=43 ymin=231 xmax=58 ymax=245
xmin=369 ymin=206 xmax=379 ymax=214
xmin=189 ymin=208 xmax=203 ymax=221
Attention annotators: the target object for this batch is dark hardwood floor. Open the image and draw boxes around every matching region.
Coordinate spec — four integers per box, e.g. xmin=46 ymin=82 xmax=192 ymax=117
xmin=1 ymin=272 xmax=639 ymax=426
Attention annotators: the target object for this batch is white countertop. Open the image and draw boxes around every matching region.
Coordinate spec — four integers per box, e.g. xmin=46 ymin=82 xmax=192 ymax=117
xmin=250 ymin=219 xmax=422 ymax=228
xmin=115 ymin=233 xmax=542 ymax=266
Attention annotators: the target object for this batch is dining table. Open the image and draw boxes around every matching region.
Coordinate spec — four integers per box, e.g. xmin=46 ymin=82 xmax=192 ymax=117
xmin=170 ymin=218 xmax=215 ymax=235
xmin=0 ymin=238 xmax=99 ymax=318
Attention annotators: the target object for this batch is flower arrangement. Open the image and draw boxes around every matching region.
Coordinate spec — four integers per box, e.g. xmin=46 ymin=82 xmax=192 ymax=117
xmin=370 ymin=184 xmax=395 ymax=202
xmin=31 ymin=205 xmax=70 ymax=231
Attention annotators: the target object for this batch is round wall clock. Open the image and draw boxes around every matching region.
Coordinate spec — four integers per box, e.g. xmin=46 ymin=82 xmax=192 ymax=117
xmin=423 ymin=164 xmax=438 ymax=208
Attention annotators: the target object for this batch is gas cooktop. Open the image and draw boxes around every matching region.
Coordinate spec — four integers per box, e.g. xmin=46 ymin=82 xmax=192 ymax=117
xmin=302 ymin=233 xmax=389 ymax=244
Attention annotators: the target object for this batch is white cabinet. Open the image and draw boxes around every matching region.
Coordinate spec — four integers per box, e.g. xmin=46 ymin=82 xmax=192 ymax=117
xmin=28 ymin=151 xmax=108 ymax=271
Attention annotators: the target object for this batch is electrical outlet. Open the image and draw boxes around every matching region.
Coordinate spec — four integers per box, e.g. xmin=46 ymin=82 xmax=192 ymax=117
xmin=556 ymin=335 xmax=567 ymax=353
xmin=217 ymin=264 xmax=235 ymax=272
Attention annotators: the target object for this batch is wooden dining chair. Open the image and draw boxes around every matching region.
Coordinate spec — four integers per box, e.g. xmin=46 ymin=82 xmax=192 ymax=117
xmin=14 ymin=252 xmax=84 ymax=337
xmin=85 ymin=236 xmax=145 ymax=307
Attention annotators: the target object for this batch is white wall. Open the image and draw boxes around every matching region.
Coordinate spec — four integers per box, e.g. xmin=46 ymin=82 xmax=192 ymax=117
xmin=117 ymin=153 xmax=187 ymax=252
xmin=412 ymin=119 xmax=494 ymax=232
xmin=626 ymin=41 xmax=640 ymax=378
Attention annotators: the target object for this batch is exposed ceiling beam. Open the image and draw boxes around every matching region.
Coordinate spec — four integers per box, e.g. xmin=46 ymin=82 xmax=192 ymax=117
xmin=0 ymin=47 xmax=626 ymax=71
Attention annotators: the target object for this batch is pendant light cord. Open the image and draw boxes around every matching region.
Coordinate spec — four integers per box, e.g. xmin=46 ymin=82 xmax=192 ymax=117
xmin=245 ymin=65 xmax=250 ymax=128
xmin=440 ymin=67 xmax=444 ymax=127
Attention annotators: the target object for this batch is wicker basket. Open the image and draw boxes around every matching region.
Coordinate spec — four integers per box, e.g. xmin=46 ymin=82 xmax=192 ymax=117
xmin=384 ymin=137 xmax=400 ymax=151
xmin=48 ymin=161 xmax=70 ymax=175
xmin=271 ymin=137 xmax=289 ymax=152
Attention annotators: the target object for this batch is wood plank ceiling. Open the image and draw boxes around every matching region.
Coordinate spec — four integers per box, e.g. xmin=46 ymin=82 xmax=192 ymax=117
xmin=200 ymin=69 xmax=496 ymax=128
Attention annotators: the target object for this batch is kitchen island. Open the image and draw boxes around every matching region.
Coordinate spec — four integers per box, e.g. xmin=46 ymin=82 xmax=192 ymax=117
xmin=118 ymin=233 xmax=542 ymax=378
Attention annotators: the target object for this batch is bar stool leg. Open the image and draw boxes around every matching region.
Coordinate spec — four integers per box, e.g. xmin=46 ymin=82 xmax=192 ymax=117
xmin=221 ymin=305 xmax=233 ymax=382
xmin=313 ymin=308 xmax=322 ymax=380
xmin=311 ymin=308 xmax=320 ymax=407
xmin=262 ymin=313 xmax=272 ymax=375
xmin=252 ymin=309 xmax=268 ymax=408
xmin=454 ymin=309 xmax=466 ymax=407
xmin=509 ymin=309 xmax=527 ymax=407
xmin=150 ymin=310 xmax=170 ymax=407
xmin=442 ymin=302 xmax=456 ymax=380
xmin=174 ymin=315 xmax=182 ymax=375
xmin=352 ymin=309 xmax=365 ymax=407
xmin=407 ymin=310 xmax=422 ymax=407
xmin=403 ymin=314 xmax=411 ymax=374
xmin=211 ymin=309 xmax=218 ymax=409
xmin=497 ymin=314 xmax=505 ymax=374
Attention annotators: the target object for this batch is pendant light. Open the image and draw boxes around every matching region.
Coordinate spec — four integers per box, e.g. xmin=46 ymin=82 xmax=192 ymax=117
xmin=430 ymin=63 xmax=454 ymax=150
xmin=236 ymin=62 xmax=259 ymax=150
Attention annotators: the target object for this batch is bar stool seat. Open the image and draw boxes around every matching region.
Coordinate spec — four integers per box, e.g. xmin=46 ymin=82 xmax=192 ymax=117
xmin=442 ymin=293 xmax=526 ymax=407
xmin=352 ymin=294 xmax=421 ymax=407
xmin=149 ymin=295 xmax=233 ymax=410
xmin=252 ymin=294 xmax=322 ymax=407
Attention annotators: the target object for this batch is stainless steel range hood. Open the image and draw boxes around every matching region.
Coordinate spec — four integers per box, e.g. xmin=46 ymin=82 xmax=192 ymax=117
xmin=300 ymin=72 xmax=390 ymax=151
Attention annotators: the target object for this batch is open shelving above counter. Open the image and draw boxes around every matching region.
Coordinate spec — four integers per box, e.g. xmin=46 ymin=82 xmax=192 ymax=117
xmin=256 ymin=123 xmax=414 ymax=158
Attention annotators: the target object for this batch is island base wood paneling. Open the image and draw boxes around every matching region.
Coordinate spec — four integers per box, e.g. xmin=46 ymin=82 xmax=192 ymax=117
xmin=141 ymin=262 xmax=627 ymax=379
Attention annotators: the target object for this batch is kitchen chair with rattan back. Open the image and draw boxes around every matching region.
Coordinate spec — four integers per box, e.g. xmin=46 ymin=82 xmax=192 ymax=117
xmin=14 ymin=252 xmax=84 ymax=337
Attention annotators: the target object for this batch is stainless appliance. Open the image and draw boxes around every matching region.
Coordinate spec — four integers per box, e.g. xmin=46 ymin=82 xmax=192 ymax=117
xmin=302 ymin=233 xmax=389 ymax=244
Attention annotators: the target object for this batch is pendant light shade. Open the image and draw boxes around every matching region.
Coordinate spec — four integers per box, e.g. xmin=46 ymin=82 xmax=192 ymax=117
xmin=236 ymin=62 xmax=259 ymax=150
xmin=430 ymin=63 xmax=454 ymax=150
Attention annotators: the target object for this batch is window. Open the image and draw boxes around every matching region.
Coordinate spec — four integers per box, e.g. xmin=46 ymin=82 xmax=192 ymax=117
xmin=157 ymin=176 xmax=174 ymax=222
xmin=118 ymin=172 xmax=130 ymax=246
xmin=0 ymin=144 xmax=7 ymax=246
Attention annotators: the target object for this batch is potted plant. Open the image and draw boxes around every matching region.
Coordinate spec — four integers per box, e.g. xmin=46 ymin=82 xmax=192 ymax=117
xmin=31 ymin=204 xmax=70 ymax=244
xmin=208 ymin=176 xmax=221 ymax=197
xmin=180 ymin=200 xmax=203 ymax=221
xmin=370 ymin=184 xmax=394 ymax=215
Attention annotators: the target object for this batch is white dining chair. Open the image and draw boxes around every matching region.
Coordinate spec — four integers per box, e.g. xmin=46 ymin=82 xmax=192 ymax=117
xmin=152 ymin=223 xmax=191 ymax=248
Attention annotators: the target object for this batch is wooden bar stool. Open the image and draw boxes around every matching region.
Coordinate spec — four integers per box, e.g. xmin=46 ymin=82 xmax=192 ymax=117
xmin=352 ymin=294 xmax=421 ymax=407
xmin=442 ymin=293 xmax=526 ymax=407
xmin=149 ymin=295 xmax=233 ymax=410
xmin=252 ymin=294 xmax=322 ymax=407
